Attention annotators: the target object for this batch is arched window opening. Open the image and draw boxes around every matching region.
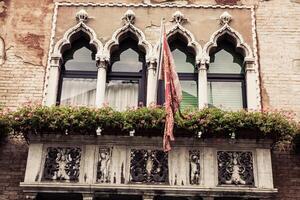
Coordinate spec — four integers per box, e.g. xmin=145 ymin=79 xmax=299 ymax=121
xmin=158 ymin=35 xmax=198 ymax=110
xmin=57 ymin=34 xmax=97 ymax=106
xmin=105 ymin=36 xmax=147 ymax=111
xmin=207 ymin=39 xmax=246 ymax=110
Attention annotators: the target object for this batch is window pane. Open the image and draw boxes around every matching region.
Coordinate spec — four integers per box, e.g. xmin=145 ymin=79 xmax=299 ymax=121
xmin=207 ymin=81 xmax=244 ymax=110
xmin=172 ymin=49 xmax=195 ymax=73
xmin=181 ymin=80 xmax=198 ymax=109
xmin=65 ymin=46 xmax=97 ymax=71
xmin=111 ymin=48 xmax=143 ymax=72
xmin=60 ymin=78 xmax=96 ymax=106
xmin=105 ymin=80 xmax=139 ymax=111
xmin=208 ymin=42 xmax=244 ymax=74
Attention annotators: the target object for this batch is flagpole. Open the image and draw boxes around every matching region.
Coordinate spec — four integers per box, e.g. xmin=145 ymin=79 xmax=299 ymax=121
xmin=154 ymin=18 xmax=165 ymax=101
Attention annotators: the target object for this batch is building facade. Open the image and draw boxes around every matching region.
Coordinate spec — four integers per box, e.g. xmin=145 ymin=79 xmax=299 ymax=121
xmin=0 ymin=0 xmax=299 ymax=200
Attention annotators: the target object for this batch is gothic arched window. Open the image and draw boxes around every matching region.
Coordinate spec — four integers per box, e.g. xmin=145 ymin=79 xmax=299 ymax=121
xmin=57 ymin=35 xmax=97 ymax=106
xmin=105 ymin=36 xmax=147 ymax=110
xmin=158 ymin=35 xmax=198 ymax=109
xmin=207 ymin=39 xmax=246 ymax=110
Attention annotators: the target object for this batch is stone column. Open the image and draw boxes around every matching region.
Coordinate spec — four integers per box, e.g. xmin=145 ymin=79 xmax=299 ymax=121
xmin=146 ymin=60 xmax=157 ymax=106
xmin=45 ymin=56 xmax=61 ymax=106
xmin=198 ymin=62 xmax=208 ymax=109
xmin=95 ymin=60 xmax=108 ymax=108
xmin=245 ymin=60 xmax=259 ymax=110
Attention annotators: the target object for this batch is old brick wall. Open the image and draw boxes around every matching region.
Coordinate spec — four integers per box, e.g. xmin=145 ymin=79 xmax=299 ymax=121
xmin=256 ymin=0 xmax=300 ymax=117
xmin=0 ymin=137 xmax=27 ymax=200
xmin=272 ymin=151 xmax=300 ymax=200
xmin=0 ymin=0 xmax=299 ymax=200
xmin=0 ymin=0 xmax=53 ymax=109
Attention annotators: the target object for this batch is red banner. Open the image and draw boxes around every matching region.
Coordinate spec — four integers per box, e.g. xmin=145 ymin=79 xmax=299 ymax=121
xmin=160 ymin=31 xmax=182 ymax=152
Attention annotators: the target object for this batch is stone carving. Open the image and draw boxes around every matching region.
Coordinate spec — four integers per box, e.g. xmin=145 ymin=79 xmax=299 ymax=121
xmin=217 ymin=151 xmax=254 ymax=185
xmin=43 ymin=147 xmax=81 ymax=182
xmin=130 ymin=149 xmax=168 ymax=183
xmin=202 ymin=20 xmax=254 ymax=64
xmin=171 ymin=11 xmax=187 ymax=25
xmin=189 ymin=150 xmax=201 ymax=185
xmin=163 ymin=11 xmax=202 ymax=65
xmin=76 ymin=9 xmax=89 ymax=22
xmin=122 ymin=9 xmax=135 ymax=24
xmin=219 ymin=11 xmax=232 ymax=25
xmin=103 ymin=10 xmax=152 ymax=63
xmin=97 ymin=148 xmax=111 ymax=183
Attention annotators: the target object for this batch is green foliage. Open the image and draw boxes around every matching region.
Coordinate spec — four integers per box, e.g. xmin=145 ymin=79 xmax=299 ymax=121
xmin=0 ymin=105 xmax=298 ymax=145
xmin=0 ymin=109 xmax=11 ymax=140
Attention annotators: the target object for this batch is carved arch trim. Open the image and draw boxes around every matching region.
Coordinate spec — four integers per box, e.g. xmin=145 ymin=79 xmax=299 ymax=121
xmin=166 ymin=23 xmax=203 ymax=65
xmin=202 ymin=24 xmax=254 ymax=64
xmin=52 ymin=22 xmax=103 ymax=61
xmin=103 ymin=23 xmax=153 ymax=63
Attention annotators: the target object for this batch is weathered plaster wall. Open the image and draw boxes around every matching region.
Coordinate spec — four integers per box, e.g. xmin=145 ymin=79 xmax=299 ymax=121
xmin=0 ymin=0 xmax=53 ymax=109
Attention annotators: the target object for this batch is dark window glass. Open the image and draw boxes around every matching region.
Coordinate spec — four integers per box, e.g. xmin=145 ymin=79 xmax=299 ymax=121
xmin=57 ymin=35 xmax=97 ymax=106
xmin=106 ymin=37 xmax=146 ymax=110
xmin=207 ymin=40 xmax=246 ymax=110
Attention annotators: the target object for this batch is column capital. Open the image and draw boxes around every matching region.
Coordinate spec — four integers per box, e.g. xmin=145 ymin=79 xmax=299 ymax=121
xmin=97 ymin=59 xmax=108 ymax=70
xmin=198 ymin=61 xmax=207 ymax=71
xmin=50 ymin=55 xmax=61 ymax=68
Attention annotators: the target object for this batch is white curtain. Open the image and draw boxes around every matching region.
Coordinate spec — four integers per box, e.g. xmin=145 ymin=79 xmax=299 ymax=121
xmin=105 ymin=81 xmax=138 ymax=111
xmin=60 ymin=78 xmax=97 ymax=106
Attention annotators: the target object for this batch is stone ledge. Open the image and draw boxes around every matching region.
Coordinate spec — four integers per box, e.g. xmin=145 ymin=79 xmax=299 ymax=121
xmin=20 ymin=182 xmax=278 ymax=198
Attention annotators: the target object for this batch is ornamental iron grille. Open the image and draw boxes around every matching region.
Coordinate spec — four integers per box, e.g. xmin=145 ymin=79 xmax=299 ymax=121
xmin=189 ymin=150 xmax=201 ymax=185
xmin=217 ymin=151 xmax=254 ymax=186
xmin=42 ymin=147 xmax=81 ymax=182
xmin=97 ymin=147 xmax=112 ymax=183
xmin=130 ymin=149 xmax=168 ymax=184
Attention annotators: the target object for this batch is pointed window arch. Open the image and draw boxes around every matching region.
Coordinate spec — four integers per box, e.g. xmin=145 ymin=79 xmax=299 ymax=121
xmin=105 ymin=34 xmax=147 ymax=111
xmin=207 ymin=37 xmax=247 ymax=110
xmin=158 ymin=34 xmax=198 ymax=109
xmin=57 ymin=32 xmax=98 ymax=106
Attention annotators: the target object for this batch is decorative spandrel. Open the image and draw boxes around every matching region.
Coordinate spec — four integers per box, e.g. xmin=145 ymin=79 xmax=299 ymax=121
xmin=130 ymin=149 xmax=168 ymax=184
xmin=43 ymin=147 xmax=81 ymax=182
xmin=97 ymin=147 xmax=112 ymax=183
xmin=217 ymin=151 xmax=254 ymax=186
xmin=189 ymin=150 xmax=201 ymax=185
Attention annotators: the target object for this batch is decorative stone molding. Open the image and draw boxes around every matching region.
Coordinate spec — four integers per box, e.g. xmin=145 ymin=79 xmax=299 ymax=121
xmin=103 ymin=10 xmax=152 ymax=63
xmin=217 ymin=151 xmax=254 ymax=186
xmin=97 ymin=147 xmax=112 ymax=183
xmin=52 ymin=20 xmax=103 ymax=59
xmin=56 ymin=2 xmax=253 ymax=9
xmin=189 ymin=150 xmax=201 ymax=185
xmin=160 ymin=11 xmax=202 ymax=65
xmin=171 ymin=11 xmax=187 ymax=25
xmin=76 ymin=9 xmax=89 ymax=22
xmin=130 ymin=149 xmax=169 ymax=183
xmin=42 ymin=147 xmax=81 ymax=182
xmin=202 ymin=21 xmax=253 ymax=64
xmin=122 ymin=9 xmax=136 ymax=25
xmin=219 ymin=11 xmax=232 ymax=25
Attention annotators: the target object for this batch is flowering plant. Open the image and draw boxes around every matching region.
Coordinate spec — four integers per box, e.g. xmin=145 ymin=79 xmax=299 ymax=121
xmin=0 ymin=105 xmax=298 ymax=148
